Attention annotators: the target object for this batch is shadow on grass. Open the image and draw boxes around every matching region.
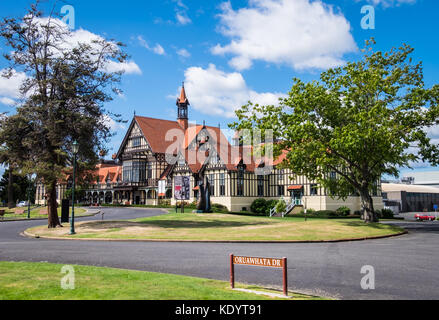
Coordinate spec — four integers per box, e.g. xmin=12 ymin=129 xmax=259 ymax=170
xmin=337 ymin=220 xmax=402 ymax=231
xmin=81 ymin=219 xmax=268 ymax=230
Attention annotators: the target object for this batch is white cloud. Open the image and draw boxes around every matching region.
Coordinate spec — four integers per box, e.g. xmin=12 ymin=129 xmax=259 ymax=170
xmin=29 ymin=17 xmax=141 ymax=75
xmin=361 ymin=0 xmax=416 ymax=7
xmin=180 ymin=64 xmax=285 ymax=118
xmin=176 ymin=13 xmax=192 ymax=25
xmin=174 ymin=0 xmax=192 ymax=25
xmin=104 ymin=61 xmax=142 ymax=75
xmin=176 ymin=48 xmax=191 ymax=58
xmin=0 ymin=69 xmax=27 ymax=99
xmin=137 ymin=36 xmax=166 ymax=56
xmin=0 ymin=97 xmax=16 ymax=106
xmin=212 ymin=0 xmax=357 ymax=71
xmin=102 ymin=114 xmax=127 ymax=132
xmin=153 ymin=44 xmax=166 ymax=55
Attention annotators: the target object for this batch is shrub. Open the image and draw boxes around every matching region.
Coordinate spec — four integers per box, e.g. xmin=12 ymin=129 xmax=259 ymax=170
xmin=299 ymin=208 xmax=316 ymax=215
xmin=275 ymin=199 xmax=287 ymax=214
xmin=266 ymin=199 xmax=278 ymax=214
xmin=250 ymin=199 xmax=268 ymax=215
xmin=377 ymin=209 xmax=394 ymax=219
xmin=314 ymin=210 xmax=336 ymax=217
xmin=336 ymin=206 xmax=351 ymax=217
xmin=211 ymin=203 xmax=229 ymax=213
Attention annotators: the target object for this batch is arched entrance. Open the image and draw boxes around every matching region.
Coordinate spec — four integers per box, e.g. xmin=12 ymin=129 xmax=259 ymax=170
xmin=105 ymin=191 xmax=113 ymax=204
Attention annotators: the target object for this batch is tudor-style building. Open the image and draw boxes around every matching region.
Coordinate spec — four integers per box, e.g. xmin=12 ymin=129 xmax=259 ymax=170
xmin=37 ymin=84 xmax=385 ymax=213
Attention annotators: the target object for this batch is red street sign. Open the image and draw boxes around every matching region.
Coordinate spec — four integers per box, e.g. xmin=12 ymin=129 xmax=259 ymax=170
xmin=230 ymin=254 xmax=288 ymax=297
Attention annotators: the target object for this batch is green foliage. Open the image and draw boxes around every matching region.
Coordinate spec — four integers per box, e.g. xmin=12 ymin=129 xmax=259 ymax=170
xmin=230 ymin=39 xmax=439 ymax=223
xmin=211 ymin=203 xmax=229 ymax=213
xmin=0 ymin=169 xmax=34 ymax=204
xmin=275 ymin=199 xmax=287 ymax=214
xmin=336 ymin=206 xmax=351 ymax=217
xmin=64 ymin=186 xmax=86 ymax=202
xmin=266 ymin=199 xmax=278 ymax=213
xmin=250 ymin=198 xmax=268 ymax=215
xmin=377 ymin=209 xmax=394 ymax=219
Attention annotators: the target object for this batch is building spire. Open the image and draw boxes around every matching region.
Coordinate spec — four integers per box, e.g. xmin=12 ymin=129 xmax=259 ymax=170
xmin=177 ymin=82 xmax=189 ymax=130
xmin=177 ymin=82 xmax=189 ymax=105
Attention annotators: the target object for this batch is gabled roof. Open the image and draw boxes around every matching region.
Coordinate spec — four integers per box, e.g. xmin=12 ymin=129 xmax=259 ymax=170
xmin=89 ymin=163 xmax=122 ymax=185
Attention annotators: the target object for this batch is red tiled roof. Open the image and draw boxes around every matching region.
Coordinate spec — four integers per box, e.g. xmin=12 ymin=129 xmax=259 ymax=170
xmin=135 ymin=116 xmax=183 ymax=154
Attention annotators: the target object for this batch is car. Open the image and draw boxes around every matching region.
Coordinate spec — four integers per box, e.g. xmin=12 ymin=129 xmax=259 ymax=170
xmin=16 ymin=201 xmax=28 ymax=207
xmin=414 ymin=213 xmax=436 ymax=221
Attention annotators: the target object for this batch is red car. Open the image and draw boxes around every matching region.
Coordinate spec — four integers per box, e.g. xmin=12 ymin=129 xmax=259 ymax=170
xmin=415 ymin=213 xmax=436 ymax=221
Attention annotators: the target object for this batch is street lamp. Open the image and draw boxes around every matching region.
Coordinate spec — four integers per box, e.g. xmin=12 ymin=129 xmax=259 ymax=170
xmin=70 ymin=141 xmax=79 ymax=235
xmin=27 ymin=174 xmax=32 ymax=219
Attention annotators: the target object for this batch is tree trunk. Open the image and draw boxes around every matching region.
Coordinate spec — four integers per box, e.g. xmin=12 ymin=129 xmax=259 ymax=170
xmin=47 ymin=180 xmax=62 ymax=228
xmin=7 ymin=168 xmax=15 ymax=209
xmin=361 ymin=191 xmax=378 ymax=223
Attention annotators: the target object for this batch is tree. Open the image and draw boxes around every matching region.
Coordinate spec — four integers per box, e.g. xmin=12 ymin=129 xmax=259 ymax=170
xmin=230 ymin=40 xmax=439 ymax=223
xmin=0 ymin=114 xmax=32 ymax=209
xmin=0 ymin=2 xmax=127 ymax=227
xmin=0 ymin=169 xmax=35 ymax=205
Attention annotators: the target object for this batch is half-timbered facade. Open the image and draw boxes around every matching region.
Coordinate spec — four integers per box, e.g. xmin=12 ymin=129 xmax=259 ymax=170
xmin=37 ymin=84 xmax=384 ymax=212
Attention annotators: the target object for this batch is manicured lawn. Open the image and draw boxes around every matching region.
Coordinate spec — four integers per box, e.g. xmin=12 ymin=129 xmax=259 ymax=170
xmin=26 ymin=212 xmax=405 ymax=241
xmin=0 ymin=206 xmax=87 ymax=220
xmin=0 ymin=261 xmax=322 ymax=300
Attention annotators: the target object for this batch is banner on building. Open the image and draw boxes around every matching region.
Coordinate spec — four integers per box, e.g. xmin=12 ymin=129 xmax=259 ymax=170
xmin=158 ymin=180 xmax=166 ymax=197
xmin=174 ymin=176 xmax=190 ymax=200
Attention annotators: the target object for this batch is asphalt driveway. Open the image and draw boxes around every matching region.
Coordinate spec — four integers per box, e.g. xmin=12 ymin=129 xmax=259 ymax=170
xmin=0 ymin=207 xmax=438 ymax=300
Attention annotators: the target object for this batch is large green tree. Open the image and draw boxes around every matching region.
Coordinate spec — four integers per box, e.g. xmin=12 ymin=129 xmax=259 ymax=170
xmin=230 ymin=40 xmax=439 ymax=223
xmin=0 ymin=2 xmax=126 ymax=227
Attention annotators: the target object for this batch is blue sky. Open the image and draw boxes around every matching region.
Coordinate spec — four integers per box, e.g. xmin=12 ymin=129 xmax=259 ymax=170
xmin=0 ymin=0 xmax=438 ymax=178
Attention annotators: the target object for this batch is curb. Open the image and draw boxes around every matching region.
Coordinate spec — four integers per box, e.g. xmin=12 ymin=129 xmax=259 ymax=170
xmin=1 ymin=208 xmax=99 ymax=223
xmin=21 ymin=229 xmax=408 ymax=243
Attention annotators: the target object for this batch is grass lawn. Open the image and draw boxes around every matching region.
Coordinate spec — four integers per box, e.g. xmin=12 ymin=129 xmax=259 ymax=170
xmin=0 ymin=261 xmax=323 ymax=300
xmin=0 ymin=206 xmax=87 ymax=220
xmin=26 ymin=212 xmax=405 ymax=241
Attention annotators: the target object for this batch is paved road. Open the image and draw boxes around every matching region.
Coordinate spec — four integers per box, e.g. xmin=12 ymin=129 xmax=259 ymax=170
xmin=1 ymin=207 xmax=438 ymax=300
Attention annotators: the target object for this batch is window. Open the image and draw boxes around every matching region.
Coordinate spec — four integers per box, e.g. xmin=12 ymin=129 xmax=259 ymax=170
xmin=147 ymin=163 xmax=153 ymax=179
xmin=123 ymin=161 xmax=132 ymax=182
xmin=278 ymin=170 xmax=284 ymax=183
xmin=257 ymin=175 xmax=264 ymax=197
xmin=310 ymin=184 xmax=318 ymax=196
xmin=278 ymin=185 xmax=284 ymax=196
xmin=237 ymin=167 xmax=244 ymax=196
xmin=209 ymin=174 xmax=215 ymax=196
xmin=219 ymin=173 xmax=225 ymax=196
xmin=330 ymin=171 xmax=337 ymax=180
xmin=132 ymin=137 xmax=141 ymax=148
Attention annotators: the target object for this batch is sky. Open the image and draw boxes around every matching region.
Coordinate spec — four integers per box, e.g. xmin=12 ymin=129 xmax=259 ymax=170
xmin=0 ymin=0 xmax=438 ymax=178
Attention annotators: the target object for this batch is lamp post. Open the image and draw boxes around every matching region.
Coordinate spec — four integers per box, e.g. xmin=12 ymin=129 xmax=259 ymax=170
xmin=70 ymin=141 xmax=79 ymax=235
xmin=27 ymin=174 xmax=32 ymax=219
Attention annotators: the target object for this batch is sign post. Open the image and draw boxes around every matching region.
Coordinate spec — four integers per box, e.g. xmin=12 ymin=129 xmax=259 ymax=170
xmin=230 ymin=254 xmax=289 ymax=297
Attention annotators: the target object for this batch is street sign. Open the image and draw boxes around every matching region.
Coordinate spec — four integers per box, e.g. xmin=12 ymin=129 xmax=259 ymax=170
xmin=230 ymin=254 xmax=289 ymax=297
xmin=233 ymin=255 xmax=285 ymax=268
xmin=434 ymin=204 xmax=438 ymax=212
